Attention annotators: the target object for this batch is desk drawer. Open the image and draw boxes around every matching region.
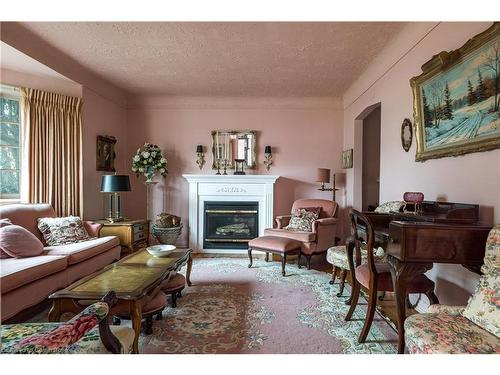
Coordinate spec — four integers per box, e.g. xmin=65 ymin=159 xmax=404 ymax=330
xmin=133 ymin=223 xmax=146 ymax=234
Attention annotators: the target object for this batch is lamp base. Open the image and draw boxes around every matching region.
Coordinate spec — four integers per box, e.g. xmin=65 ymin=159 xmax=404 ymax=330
xmin=106 ymin=216 xmax=125 ymax=223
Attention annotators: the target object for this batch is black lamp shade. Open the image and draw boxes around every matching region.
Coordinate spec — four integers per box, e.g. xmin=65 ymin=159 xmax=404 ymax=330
xmin=101 ymin=175 xmax=131 ymax=192
xmin=196 ymin=145 xmax=203 ymax=153
xmin=264 ymin=145 xmax=272 ymax=154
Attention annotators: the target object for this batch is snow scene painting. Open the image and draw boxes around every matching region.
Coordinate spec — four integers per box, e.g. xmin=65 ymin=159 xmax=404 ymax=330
xmin=412 ymin=24 xmax=500 ymax=161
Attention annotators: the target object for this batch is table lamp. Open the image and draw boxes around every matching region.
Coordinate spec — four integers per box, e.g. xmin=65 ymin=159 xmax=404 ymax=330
xmin=316 ymin=168 xmax=339 ymax=201
xmin=101 ymin=174 xmax=131 ymax=222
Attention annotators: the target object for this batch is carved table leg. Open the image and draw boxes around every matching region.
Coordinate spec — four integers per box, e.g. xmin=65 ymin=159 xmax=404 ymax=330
xmin=130 ymin=300 xmax=143 ymax=354
xmin=297 ymin=252 xmax=302 ymax=269
xmin=186 ymin=252 xmax=193 ymax=286
xmin=247 ymin=248 xmax=253 ymax=268
xmin=388 ymin=256 xmax=433 ymax=354
xmin=265 ymin=252 xmax=269 ymax=262
xmin=48 ymin=299 xmax=62 ymax=322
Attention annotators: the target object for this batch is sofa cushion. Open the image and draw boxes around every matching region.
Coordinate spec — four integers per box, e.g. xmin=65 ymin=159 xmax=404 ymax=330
xmin=405 ymin=313 xmax=500 ymax=354
xmin=37 ymin=216 xmax=93 ymax=246
xmin=0 ymin=203 xmax=56 ymax=241
xmin=43 ymin=236 xmax=120 ymax=265
xmin=0 ymin=224 xmax=44 ymax=258
xmin=285 ymin=207 xmax=320 ymax=232
xmin=462 ymin=272 xmax=500 ymax=338
xmin=264 ymin=228 xmax=316 ymax=242
xmin=0 ymin=255 xmax=68 ymax=293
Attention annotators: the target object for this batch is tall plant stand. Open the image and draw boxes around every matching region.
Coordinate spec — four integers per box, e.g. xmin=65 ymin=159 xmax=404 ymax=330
xmin=145 ymin=181 xmax=158 ymax=225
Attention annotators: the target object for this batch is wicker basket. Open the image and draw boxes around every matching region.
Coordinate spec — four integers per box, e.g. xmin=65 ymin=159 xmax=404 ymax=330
xmin=152 ymin=224 xmax=183 ymax=245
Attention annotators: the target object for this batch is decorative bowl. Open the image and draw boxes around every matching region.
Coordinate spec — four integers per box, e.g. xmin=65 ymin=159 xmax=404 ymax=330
xmin=146 ymin=244 xmax=176 ymax=257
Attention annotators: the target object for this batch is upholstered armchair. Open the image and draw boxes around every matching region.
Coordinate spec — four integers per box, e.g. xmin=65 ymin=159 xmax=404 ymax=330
xmin=1 ymin=292 xmax=134 ymax=354
xmin=404 ymin=224 xmax=500 ymax=354
xmin=264 ymin=199 xmax=338 ymax=268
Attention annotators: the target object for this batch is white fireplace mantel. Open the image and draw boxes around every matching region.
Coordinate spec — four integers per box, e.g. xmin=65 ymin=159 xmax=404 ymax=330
xmin=183 ymin=174 xmax=280 ymax=252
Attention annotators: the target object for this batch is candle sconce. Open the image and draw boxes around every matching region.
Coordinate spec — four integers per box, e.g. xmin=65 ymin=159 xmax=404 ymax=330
xmin=196 ymin=145 xmax=205 ymax=170
xmin=263 ymin=145 xmax=273 ymax=171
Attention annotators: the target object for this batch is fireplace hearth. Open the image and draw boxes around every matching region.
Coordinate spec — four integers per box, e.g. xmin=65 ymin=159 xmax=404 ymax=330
xmin=204 ymin=201 xmax=259 ymax=249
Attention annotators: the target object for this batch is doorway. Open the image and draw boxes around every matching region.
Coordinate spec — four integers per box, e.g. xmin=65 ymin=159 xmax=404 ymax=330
xmin=361 ymin=105 xmax=381 ymax=211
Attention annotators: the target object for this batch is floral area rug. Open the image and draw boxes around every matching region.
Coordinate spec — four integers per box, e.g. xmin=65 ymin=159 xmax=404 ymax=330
xmin=137 ymin=258 xmax=397 ymax=354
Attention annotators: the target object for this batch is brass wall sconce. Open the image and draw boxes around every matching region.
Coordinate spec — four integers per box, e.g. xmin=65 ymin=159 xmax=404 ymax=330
xmin=263 ymin=145 xmax=273 ymax=171
xmin=316 ymin=168 xmax=339 ymax=202
xmin=196 ymin=145 xmax=205 ymax=170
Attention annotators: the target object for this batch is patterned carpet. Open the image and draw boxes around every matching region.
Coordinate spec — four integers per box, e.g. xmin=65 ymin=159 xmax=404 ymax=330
xmin=136 ymin=258 xmax=397 ymax=354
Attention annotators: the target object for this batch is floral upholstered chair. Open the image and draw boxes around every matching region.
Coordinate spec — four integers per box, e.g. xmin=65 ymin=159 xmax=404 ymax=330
xmin=325 ymin=201 xmax=402 ymax=297
xmin=404 ymin=224 xmax=500 ymax=354
xmin=1 ymin=292 xmax=134 ymax=354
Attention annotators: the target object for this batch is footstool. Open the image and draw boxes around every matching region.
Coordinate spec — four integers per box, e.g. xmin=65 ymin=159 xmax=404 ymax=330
xmin=248 ymin=236 xmax=302 ymax=276
xmin=114 ymin=290 xmax=167 ymax=335
xmin=160 ymin=273 xmax=186 ymax=308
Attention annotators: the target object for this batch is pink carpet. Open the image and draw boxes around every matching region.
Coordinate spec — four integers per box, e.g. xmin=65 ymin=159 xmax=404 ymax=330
xmin=137 ymin=258 xmax=398 ymax=354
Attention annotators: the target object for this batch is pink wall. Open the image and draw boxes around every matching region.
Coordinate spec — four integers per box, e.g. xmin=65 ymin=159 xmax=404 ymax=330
xmin=81 ymin=87 xmax=128 ymax=220
xmin=342 ymin=22 xmax=499 ymax=307
xmin=125 ymin=97 xmax=344 ymax=246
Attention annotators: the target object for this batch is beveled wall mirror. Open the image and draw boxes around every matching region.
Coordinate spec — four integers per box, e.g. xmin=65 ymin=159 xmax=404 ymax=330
xmin=211 ymin=130 xmax=256 ymax=169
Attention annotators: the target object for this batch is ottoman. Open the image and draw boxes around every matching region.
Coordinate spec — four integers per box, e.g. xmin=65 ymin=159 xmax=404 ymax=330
xmin=248 ymin=236 xmax=302 ymax=276
xmin=114 ymin=290 xmax=168 ymax=335
xmin=160 ymin=273 xmax=186 ymax=308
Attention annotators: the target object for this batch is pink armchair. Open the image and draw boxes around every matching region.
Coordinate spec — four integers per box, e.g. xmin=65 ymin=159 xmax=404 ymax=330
xmin=264 ymin=199 xmax=338 ymax=268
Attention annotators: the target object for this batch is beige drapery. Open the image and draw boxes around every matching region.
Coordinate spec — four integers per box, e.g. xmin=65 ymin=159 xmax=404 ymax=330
xmin=21 ymin=88 xmax=83 ymax=217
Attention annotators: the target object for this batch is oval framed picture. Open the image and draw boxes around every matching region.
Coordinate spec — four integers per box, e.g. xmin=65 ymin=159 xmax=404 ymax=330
xmin=401 ymin=118 xmax=413 ymax=152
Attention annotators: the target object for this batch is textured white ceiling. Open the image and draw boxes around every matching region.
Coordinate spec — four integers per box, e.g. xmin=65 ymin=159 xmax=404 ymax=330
xmin=19 ymin=22 xmax=406 ymax=96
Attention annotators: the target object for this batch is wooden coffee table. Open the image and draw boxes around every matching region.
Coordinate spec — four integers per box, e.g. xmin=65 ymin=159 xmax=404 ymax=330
xmin=48 ymin=248 xmax=192 ymax=353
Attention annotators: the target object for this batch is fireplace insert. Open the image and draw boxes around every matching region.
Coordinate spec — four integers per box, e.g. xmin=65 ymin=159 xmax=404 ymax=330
xmin=204 ymin=201 xmax=259 ymax=249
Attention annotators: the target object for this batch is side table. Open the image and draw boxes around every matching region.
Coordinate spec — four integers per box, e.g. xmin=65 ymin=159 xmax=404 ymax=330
xmin=96 ymin=219 xmax=150 ymax=256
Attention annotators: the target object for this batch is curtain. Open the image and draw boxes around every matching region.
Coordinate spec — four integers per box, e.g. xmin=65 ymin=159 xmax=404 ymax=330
xmin=21 ymin=88 xmax=83 ymax=217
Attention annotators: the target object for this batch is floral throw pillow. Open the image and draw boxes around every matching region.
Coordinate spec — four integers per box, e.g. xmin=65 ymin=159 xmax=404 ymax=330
xmin=37 ymin=216 xmax=92 ymax=246
xmin=285 ymin=207 xmax=321 ymax=232
xmin=461 ymin=272 xmax=500 ymax=338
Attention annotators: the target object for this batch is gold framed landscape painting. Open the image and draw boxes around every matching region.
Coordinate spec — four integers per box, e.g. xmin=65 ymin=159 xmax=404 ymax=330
xmin=411 ymin=23 xmax=500 ymax=161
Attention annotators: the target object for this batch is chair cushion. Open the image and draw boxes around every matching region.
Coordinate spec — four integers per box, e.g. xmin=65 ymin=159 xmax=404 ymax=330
xmin=326 ymin=245 xmax=385 ymax=270
xmin=405 ymin=313 xmax=500 ymax=354
xmin=248 ymin=236 xmax=302 ymax=253
xmin=0 ymin=255 xmax=68 ymax=293
xmin=462 ymin=272 xmax=500 ymax=338
xmin=355 ymin=263 xmax=434 ymax=292
xmin=426 ymin=304 xmax=465 ymax=315
xmin=285 ymin=207 xmax=320 ymax=232
xmin=0 ymin=224 xmax=44 ymax=258
xmin=43 ymin=236 xmax=120 ymax=265
xmin=264 ymin=228 xmax=316 ymax=242
xmin=374 ymin=201 xmax=404 ymax=213
xmin=161 ymin=273 xmax=186 ymax=292
xmin=115 ymin=291 xmax=167 ymax=317
xmin=37 ymin=216 xmax=92 ymax=246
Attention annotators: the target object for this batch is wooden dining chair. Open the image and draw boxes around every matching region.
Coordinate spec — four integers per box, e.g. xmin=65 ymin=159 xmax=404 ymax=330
xmin=344 ymin=209 xmax=439 ymax=343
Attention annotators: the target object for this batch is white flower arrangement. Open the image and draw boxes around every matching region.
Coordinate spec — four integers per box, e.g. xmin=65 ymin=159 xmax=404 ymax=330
xmin=132 ymin=143 xmax=168 ymax=180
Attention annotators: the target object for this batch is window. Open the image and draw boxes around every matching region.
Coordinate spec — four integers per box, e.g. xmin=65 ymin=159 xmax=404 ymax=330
xmin=0 ymin=85 xmax=21 ymax=201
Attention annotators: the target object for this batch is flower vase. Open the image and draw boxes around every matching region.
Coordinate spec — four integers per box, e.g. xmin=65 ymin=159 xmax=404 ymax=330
xmin=145 ymin=167 xmax=155 ymax=182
